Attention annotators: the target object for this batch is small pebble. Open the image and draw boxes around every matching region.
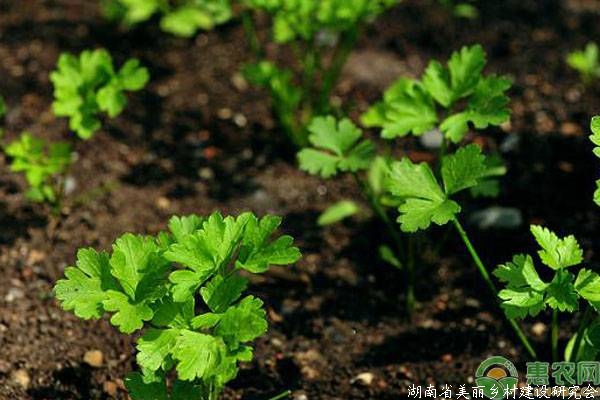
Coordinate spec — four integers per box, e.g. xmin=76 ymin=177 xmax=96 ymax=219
xmin=351 ymin=372 xmax=375 ymax=386
xmin=156 ymin=197 xmax=170 ymax=210
xmin=83 ymin=350 xmax=104 ymax=368
xmin=293 ymin=394 xmax=308 ymax=400
xmin=103 ymin=380 xmax=118 ymax=397
xmin=11 ymin=369 xmax=30 ymax=389
xmin=531 ymin=322 xmax=547 ymax=337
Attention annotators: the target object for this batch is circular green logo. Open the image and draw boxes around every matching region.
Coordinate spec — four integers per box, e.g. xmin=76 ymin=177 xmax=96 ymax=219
xmin=475 ymin=356 xmax=518 ymax=399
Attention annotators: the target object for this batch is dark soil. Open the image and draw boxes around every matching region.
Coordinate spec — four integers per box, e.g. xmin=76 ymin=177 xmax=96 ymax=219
xmin=1 ymin=0 xmax=600 ymax=399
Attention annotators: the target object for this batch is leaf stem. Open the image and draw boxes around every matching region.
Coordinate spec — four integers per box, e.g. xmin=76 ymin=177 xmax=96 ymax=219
xmin=570 ymin=305 xmax=593 ymax=362
xmin=317 ymin=28 xmax=358 ymax=113
xmin=452 ymin=218 xmax=537 ymax=358
xmin=242 ymin=11 xmax=261 ymax=59
xmin=267 ymin=390 xmax=291 ymax=400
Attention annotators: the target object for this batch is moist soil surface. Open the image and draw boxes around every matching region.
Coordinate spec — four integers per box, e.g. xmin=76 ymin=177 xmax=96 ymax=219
xmin=1 ymin=0 xmax=600 ymax=399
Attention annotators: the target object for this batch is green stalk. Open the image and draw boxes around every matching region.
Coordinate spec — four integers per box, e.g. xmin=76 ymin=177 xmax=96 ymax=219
xmin=317 ymin=28 xmax=359 ymax=113
xmin=570 ymin=305 xmax=593 ymax=362
xmin=552 ymin=309 xmax=559 ymax=362
xmin=242 ymin=11 xmax=261 ymax=59
xmin=452 ymin=218 xmax=537 ymax=358
xmin=207 ymin=381 xmax=219 ymax=400
xmin=267 ymin=390 xmax=291 ymax=400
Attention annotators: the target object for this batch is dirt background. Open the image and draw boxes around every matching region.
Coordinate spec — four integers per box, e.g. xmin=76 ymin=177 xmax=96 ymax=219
xmin=1 ymin=0 xmax=600 ymax=399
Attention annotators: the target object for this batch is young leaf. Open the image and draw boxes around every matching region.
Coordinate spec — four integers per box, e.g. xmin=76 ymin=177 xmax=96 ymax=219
xmin=447 ymin=44 xmax=486 ymax=101
xmin=51 ymin=48 xmax=148 ymax=139
xmin=575 ymin=269 xmax=600 ymax=311
xmin=590 ymin=116 xmax=600 ymax=206
xmin=545 ymin=270 xmax=579 ymax=312
xmin=136 ymin=328 xmax=180 ymax=374
xmin=172 ymin=330 xmax=224 ymax=381
xmin=297 ymin=116 xmax=375 ymax=178
xmin=388 ymin=158 xmax=460 ymax=232
xmin=441 ymin=144 xmax=487 ymax=195
xmin=237 ymin=214 xmax=301 ymax=273
xmin=530 ymin=225 xmax=583 ymax=270
xmin=215 ymin=296 xmax=268 ymax=348
xmin=378 ymin=80 xmax=438 ymax=138
xmin=494 ymin=254 xmax=547 ymax=319
xmin=317 ymin=200 xmax=360 ymax=226
xmin=54 ymin=248 xmax=117 ymax=319
xmin=201 ymin=275 xmax=248 ymax=313
xmin=103 ymin=290 xmax=154 ymax=333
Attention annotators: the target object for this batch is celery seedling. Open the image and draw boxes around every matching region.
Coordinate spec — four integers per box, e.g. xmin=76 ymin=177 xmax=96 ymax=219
xmin=54 ymin=212 xmax=301 ymax=400
xmin=386 ymin=144 xmax=536 ymax=357
xmin=50 ymin=48 xmax=149 ymax=139
xmin=4 ymin=132 xmax=72 ymax=208
xmin=567 ymin=43 xmax=600 ymax=85
xmin=493 ymin=226 xmax=600 ymax=362
xmin=242 ymin=0 xmax=399 ymax=147
xmin=101 ymin=0 xmax=233 ymax=37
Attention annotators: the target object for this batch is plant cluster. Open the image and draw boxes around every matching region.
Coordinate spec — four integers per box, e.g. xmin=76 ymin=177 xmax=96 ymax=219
xmin=51 ymin=48 xmax=149 ymax=139
xmin=4 ymin=133 xmax=72 ymax=206
xmin=242 ymin=0 xmax=400 ymax=147
xmin=566 ymin=42 xmax=600 ymax=85
xmin=102 ymin=0 xmax=233 ymax=37
xmin=298 ymin=44 xmax=509 ymax=314
xmin=55 ymin=212 xmax=301 ymax=400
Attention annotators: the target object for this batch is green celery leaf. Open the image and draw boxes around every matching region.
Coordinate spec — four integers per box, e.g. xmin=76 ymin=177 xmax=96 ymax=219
xmin=201 ymin=274 xmax=248 ymax=313
xmin=215 ymin=296 xmax=268 ymax=348
xmin=237 ymin=214 xmax=301 ymax=273
xmin=54 ymin=248 xmax=117 ymax=319
xmin=575 ymin=269 xmax=600 ymax=311
xmin=545 ymin=270 xmax=579 ymax=312
xmin=136 ymin=328 xmax=180 ymax=373
xmin=530 ymin=225 xmax=583 ymax=270
xmin=388 ymin=157 xmax=459 ymax=232
xmin=379 ymin=79 xmax=438 ymax=138
xmin=317 ymin=200 xmax=360 ymax=226
xmin=441 ymin=144 xmax=488 ymax=195
xmin=103 ymin=290 xmax=154 ymax=333
xmin=494 ymin=254 xmax=547 ymax=318
xmin=297 ymin=116 xmax=375 ymax=178
xmin=172 ymin=330 xmax=225 ymax=381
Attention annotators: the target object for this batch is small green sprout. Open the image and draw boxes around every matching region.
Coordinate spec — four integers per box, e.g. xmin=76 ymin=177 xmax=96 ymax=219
xmin=362 ymin=44 xmax=511 ymax=144
xmin=54 ymin=212 xmax=301 ymax=400
xmin=242 ymin=0 xmax=400 ymax=147
xmin=102 ymin=0 xmax=233 ymax=37
xmin=567 ymin=43 xmax=600 ymax=85
xmin=493 ymin=226 xmax=600 ymax=362
xmin=50 ymin=48 xmax=149 ymax=139
xmin=4 ymin=132 xmax=72 ymax=205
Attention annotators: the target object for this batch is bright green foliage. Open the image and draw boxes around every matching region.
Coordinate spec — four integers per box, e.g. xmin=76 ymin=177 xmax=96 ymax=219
xmin=242 ymin=0 xmax=400 ymax=147
xmin=590 ymin=116 xmax=600 ymax=206
xmin=387 ymin=144 xmax=490 ymax=232
xmin=102 ymin=0 xmax=232 ymax=36
xmin=317 ymin=200 xmax=360 ymax=226
xmin=4 ymin=133 xmax=72 ymax=204
xmin=494 ymin=226 xmax=598 ymax=319
xmin=243 ymin=0 xmax=398 ymax=44
xmin=362 ymin=44 xmax=511 ymax=143
xmin=438 ymin=0 xmax=478 ymax=19
xmin=50 ymin=49 xmax=149 ymax=139
xmin=566 ymin=43 xmax=600 ymax=85
xmin=54 ymin=212 xmax=301 ymax=399
xmin=297 ymin=116 xmax=375 ymax=178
